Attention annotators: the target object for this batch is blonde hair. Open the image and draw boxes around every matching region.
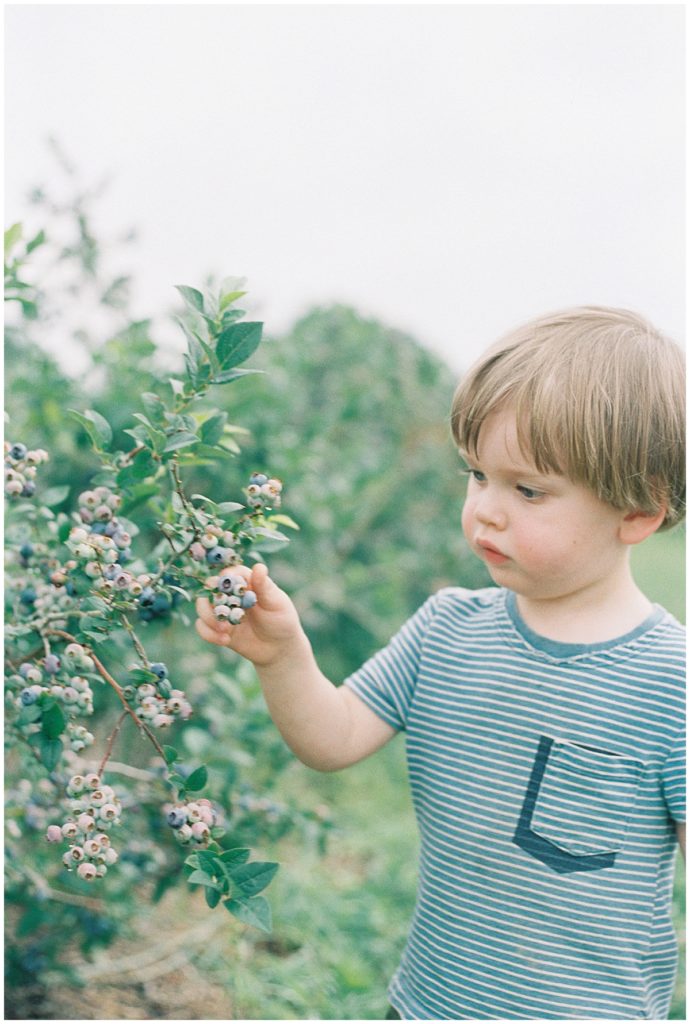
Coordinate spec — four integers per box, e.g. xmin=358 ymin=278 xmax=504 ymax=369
xmin=450 ymin=306 xmax=685 ymax=529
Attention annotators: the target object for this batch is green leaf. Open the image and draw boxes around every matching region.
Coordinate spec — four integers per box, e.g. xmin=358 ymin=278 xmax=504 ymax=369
xmin=187 ymin=870 xmax=221 ymax=889
xmin=26 ymin=229 xmax=46 ymax=254
xmin=205 ymin=887 xmax=223 ymax=909
xmin=219 ymin=289 xmax=247 ymax=312
xmin=141 ymin=392 xmax=167 ymax=426
xmin=41 ymin=700 xmax=66 ymax=740
xmin=163 ymin=431 xmax=199 ymax=453
xmin=175 ymin=285 xmax=205 ymax=313
xmin=162 ymin=745 xmax=179 ymax=765
xmin=224 ymin=895 xmax=272 ymax=933
xmin=267 ymin=514 xmax=300 ymax=531
xmin=210 ymin=368 xmax=264 ymax=386
xmin=216 ymin=322 xmax=263 ymax=368
xmin=4 ymin=222 xmax=22 ymax=258
xmin=39 ymin=736 xmax=63 ymax=772
xmin=217 ymin=501 xmax=245 ymax=514
xmin=225 ymin=860 xmax=279 ymax=897
xmin=219 ymin=848 xmax=251 ymax=865
xmin=40 ymin=485 xmax=70 ymax=508
xmin=200 ymin=413 xmax=228 ymax=447
xmin=68 ymin=409 xmax=112 ymax=449
xmin=185 ymin=765 xmax=208 ymax=791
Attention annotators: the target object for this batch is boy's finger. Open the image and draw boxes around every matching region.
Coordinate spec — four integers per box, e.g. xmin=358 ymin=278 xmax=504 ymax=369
xmin=195 ymin=616 xmax=232 ymax=648
xmin=195 ymin=595 xmax=222 ymax=627
xmin=251 ymin=563 xmax=284 ymax=610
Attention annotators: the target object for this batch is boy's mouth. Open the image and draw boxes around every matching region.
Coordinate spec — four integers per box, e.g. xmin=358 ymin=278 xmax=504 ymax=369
xmin=477 ymin=540 xmax=510 ymax=566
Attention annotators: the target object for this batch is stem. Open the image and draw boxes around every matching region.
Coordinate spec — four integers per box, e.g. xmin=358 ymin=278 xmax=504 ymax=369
xmin=97 ymin=710 xmax=128 ymax=778
xmin=119 ymin=614 xmax=149 ymax=665
xmin=44 ymin=628 xmax=168 ymax=763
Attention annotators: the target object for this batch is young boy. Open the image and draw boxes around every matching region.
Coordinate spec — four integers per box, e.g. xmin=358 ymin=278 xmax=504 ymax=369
xmin=196 ymin=306 xmax=686 ymax=1020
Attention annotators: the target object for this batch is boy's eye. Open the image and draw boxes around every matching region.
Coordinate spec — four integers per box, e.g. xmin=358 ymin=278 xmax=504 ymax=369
xmin=468 ymin=469 xmax=486 ymax=483
xmin=517 ymin=485 xmax=543 ymax=500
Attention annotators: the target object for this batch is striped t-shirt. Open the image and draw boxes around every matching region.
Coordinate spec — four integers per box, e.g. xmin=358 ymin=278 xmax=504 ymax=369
xmin=343 ymin=586 xmax=686 ymax=1020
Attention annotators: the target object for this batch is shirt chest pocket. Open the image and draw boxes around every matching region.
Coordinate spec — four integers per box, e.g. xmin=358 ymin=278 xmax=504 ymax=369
xmin=513 ymin=736 xmax=646 ymax=872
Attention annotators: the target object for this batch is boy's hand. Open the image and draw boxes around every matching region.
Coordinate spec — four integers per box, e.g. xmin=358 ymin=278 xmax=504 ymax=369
xmin=195 ymin=563 xmax=306 ymax=667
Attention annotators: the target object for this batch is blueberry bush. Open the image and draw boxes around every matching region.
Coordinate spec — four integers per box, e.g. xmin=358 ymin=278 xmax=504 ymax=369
xmin=4 ymin=158 xmax=489 ymax=1016
xmin=5 ymin=215 xmax=334 ymax=1007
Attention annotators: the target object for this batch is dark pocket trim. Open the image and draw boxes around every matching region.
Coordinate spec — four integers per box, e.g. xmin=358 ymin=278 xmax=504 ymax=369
xmin=512 ymin=736 xmax=619 ymax=874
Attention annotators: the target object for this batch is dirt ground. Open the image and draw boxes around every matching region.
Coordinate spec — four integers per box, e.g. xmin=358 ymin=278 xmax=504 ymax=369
xmin=6 ymin=890 xmax=239 ymax=1021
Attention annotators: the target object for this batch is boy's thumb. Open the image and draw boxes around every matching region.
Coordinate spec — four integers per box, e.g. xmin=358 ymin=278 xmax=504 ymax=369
xmin=251 ymin=563 xmax=283 ymax=610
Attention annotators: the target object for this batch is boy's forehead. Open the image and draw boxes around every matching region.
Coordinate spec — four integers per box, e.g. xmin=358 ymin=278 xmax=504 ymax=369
xmin=462 ymin=408 xmax=556 ymax=478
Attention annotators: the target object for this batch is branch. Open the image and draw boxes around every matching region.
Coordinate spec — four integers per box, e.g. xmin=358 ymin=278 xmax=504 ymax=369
xmin=97 ymin=710 xmax=129 ymax=778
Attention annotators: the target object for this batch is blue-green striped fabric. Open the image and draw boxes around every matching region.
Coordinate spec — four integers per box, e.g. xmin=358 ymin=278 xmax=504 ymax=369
xmin=344 ymin=587 xmax=686 ymax=1020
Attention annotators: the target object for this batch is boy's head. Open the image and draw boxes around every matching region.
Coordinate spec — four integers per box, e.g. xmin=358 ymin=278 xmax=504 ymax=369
xmin=451 ymin=306 xmax=685 ymax=530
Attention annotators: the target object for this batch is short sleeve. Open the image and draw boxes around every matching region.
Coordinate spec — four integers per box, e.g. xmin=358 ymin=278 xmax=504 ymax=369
xmin=342 ymin=591 xmax=442 ymax=731
xmin=661 ymin=728 xmax=686 ymax=823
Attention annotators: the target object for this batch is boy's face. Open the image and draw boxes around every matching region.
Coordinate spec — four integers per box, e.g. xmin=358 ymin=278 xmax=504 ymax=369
xmin=460 ymin=406 xmax=630 ymax=604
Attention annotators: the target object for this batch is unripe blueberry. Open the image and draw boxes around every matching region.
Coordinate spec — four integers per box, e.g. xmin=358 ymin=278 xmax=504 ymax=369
xmin=69 ymin=846 xmax=85 ymax=863
xmin=77 ymin=813 xmax=96 ymax=832
xmin=77 ymin=862 xmax=97 ymax=881
xmin=65 ymin=643 xmax=84 ymax=659
xmin=68 ymin=774 xmax=85 ymax=794
xmin=62 ymin=851 xmax=74 ymax=868
xmin=128 ymin=580 xmax=143 ymax=596
xmin=95 ymin=504 xmax=112 ymax=522
xmin=152 ymin=713 xmax=174 ymax=728
xmin=5 ymin=479 xmax=23 ymax=496
xmin=70 ymin=527 xmax=89 ymax=545
xmin=99 ymin=803 xmax=119 ymax=822
xmin=191 ymin=821 xmax=210 ymax=843
xmin=79 ymin=491 xmax=98 ymax=508
xmin=18 ymin=663 xmax=33 ymax=680
xmin=89 ymin=790 xmax=106 ymax=807
xmin=83 ymin=839 xmax=101 ymax=857
xmin=46 ymin=825 xmax=63 ymax=843
xmin=137 ymin=683 xmax=157 ymax=699
xmin=43 ymin=653 xmax=61 ymax=675
xmin=213 ymin=605 xmax=231 ymax=620
xmin=103 ymin=847 xmax=118 ymax=866
xmin=50 ymin=570 xmax=68 ymax=587
xmin=190 ymin=542 xmax=206 ymax=561
xmin=186 ymin=803 xmax=202 ymax=823
xmin=201 ymin=532 xmax=218 ymax=549
xmin=227 ymin=607 xmax=245 ymax=625
xmin=84 ymin=773 xmax=100 ymax=789
xmin=174 ymin=823 xmax=193 ymax=843
xmin=95 ymin=833 xmax=110 ymax=847
xmin=246 ymin=483 xmax=261 ymax=498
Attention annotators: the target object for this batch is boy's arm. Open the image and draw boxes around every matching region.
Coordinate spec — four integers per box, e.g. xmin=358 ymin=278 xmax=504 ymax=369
xmin=677 ymin=822 xmax=685 ymax=860
xmin=195 ymin=564 xmax=397 ymax=771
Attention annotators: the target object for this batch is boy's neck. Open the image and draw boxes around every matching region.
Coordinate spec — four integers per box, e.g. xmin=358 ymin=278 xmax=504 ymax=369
xmin=514 ymin=567 xmax=654 ymax=646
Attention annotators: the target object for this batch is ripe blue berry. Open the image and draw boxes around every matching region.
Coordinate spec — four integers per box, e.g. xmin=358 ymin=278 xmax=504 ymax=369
xmin=150 ymin=662 xmax=168 ymax=680
xmin=206 ymin=547 xmax=227 ymax=565
xmin=139 ymin=587 xmax=155 ymax=607
xmin=20 ymin=587 xmax=37 ymax=605
xmin=167 ymin=809 xmax=187 ymax=829
xmin=20 ymin=687 xmax=40 ymax=706
xmin=10 ymin=443 xmax=27 ymax=461
xmin=19 ymin=542 xmax=34 ymax=560
xmin=241 ymin=591 xmax=257 ymax=610
xmin=21 ymin=481 xmax=36 ymax=497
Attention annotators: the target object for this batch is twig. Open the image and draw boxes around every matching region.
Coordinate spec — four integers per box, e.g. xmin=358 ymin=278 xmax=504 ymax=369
xmin=22 ymin=863 xmax=106 ymax=912
xmin=97 ymin=710 xmax=129 ymax=777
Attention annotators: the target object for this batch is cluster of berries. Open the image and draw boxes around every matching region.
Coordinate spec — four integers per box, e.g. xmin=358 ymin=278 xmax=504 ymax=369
xmin=206 ymin=572 xmax=257 ymax=624
xmin=8 ymin=645 xmax=97 ymax=751
xmin=165 ymin=797 xmax=217 ymax=846
xmin=4 ymin=441 xmax=49 ymax=499
xmin=188 ymin=523 xmax=241 ymax=569
xmin=245 ymin=472 xmax=283 ymax=511
xmin=45 ymin=773 xmax=121 ymax=881
xmin=128 ymin=661 xmax=192 ymax=729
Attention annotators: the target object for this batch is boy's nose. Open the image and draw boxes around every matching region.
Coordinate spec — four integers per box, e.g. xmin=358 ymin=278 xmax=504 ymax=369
xmin=474 ymin=494 xmax=507 ymax=530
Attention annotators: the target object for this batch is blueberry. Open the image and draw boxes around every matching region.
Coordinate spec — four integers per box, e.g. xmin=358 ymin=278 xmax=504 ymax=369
xmin=219 ymin=576 xmax=236 ymax=594
xmin=152 ymin=593 xmax=171 ymax=614
xmin=167 ymin=809 xmax=187 ymax=829
xmin=21 ymin=481 xmax=36 ymax=497
xmin=18 ymin=663 xmax=33 ymax=679
xmin=249 ymin=473 xmax=268 ymax=485
xmin=139 ymin=587 xmax=156 ymax=608
xmin=19 ymin=542 xmax=34 ymax=560
xmin=20 ymin=587 xmax=37 ymax=605
xmin=150 ymin=662 xmax=168 ymax=680
xmin=241 ymin=591 xmax=257 ymax=609
xmin=20 ymin=688 xmax=39 ymax=706
xmin=206 ymin=547 xmax=227 ymax=565
xmin=10 ymin=443 xmax=27 ymax=461
xmin=90 ymin=522 xmax=107 ymax=535
xmin=43 ymin=654 xmax=61 ymax=674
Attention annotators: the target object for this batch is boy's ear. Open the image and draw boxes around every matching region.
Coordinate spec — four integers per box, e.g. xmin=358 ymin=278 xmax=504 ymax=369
xmin=618 ymin=506 xmax=667 ymax=545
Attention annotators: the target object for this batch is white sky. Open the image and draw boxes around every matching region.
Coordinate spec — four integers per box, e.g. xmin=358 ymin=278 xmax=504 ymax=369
xmin=4 ymin=3 xmax=686 ymax=372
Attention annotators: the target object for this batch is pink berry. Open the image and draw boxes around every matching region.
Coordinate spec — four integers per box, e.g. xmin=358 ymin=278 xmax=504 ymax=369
xmin=46 ymin=825 xmax=63 ymax=843
xmin=77 ymin=862 xmax=97 ymax=881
